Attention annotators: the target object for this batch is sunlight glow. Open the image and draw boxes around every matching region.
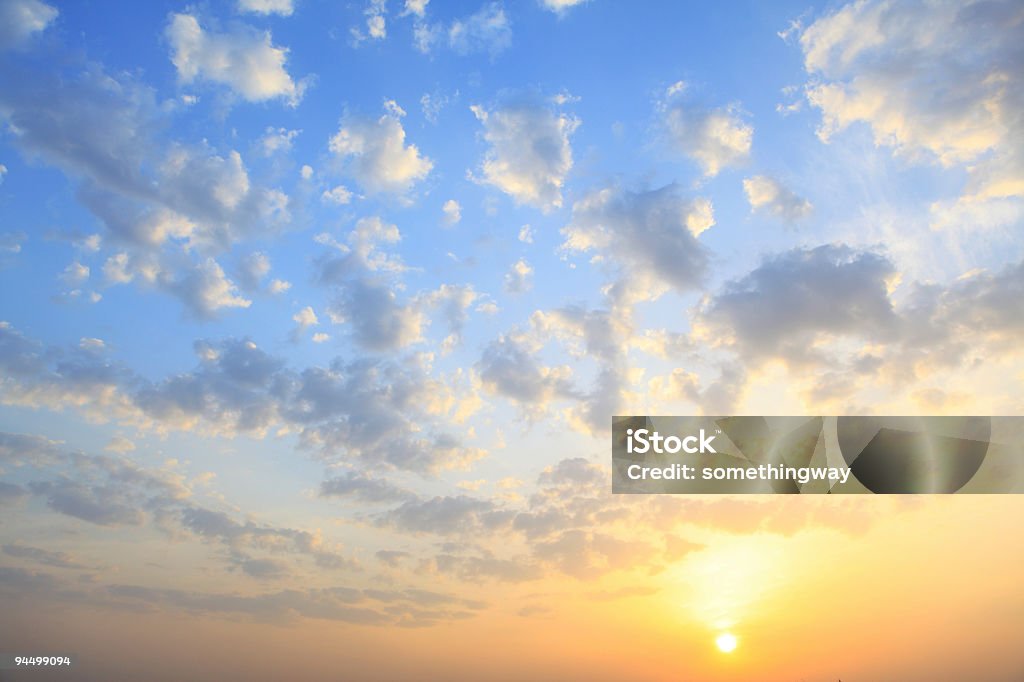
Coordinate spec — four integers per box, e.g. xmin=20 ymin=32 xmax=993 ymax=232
xmin=716 ymin=633 xmax=738 ymax=653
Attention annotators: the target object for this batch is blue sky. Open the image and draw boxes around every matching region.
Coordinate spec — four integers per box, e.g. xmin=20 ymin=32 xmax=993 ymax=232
xmin=1 ymin=0 xmax=1023 ymax=679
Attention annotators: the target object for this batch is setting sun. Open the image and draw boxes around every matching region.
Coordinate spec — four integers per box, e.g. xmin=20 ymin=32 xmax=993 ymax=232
xmin=716 ymin=633 xmax=738 ymax=653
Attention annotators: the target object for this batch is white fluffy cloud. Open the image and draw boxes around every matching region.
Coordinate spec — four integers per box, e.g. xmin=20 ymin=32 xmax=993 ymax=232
xmin=503 ymin=259 xmax=533 ymax=293
xmin=258 ymin=127 xmax=299 ymax=156
xmin=800 ymin=0 xmax=1024 ymax=218
xmin=292 ymin=306 xmax=319 ymax=338
xmin=661 ymin=88 xmax=752 ymax=177
xmin=352 ymin=0 xmax=387 ymax=43
xmin=329 ymin=104 xmax=433 ymax=195
xmin=0 ymin=0 xmax=57 ymax=50
xmin=539 ymin=0 xmax=588 ymax=14
xmin=166 ymin=13 xmax=304 ymax=105
xmin=402 ymin=0 xmax=429 ymax=17
xmin=169 ymin=258 xmax=253 ymax=318
xmin=471 ymin=97 xmax=578 ymax=211
xmin=743 ymin=175 xmax=813 ymax=222
xmin=236 ymin=0 xmax=294 ymax=16
xmin=321 ymin=185 xmax=353 ymax=205
xmin=442 ymin=199 xmax=461 ymax=226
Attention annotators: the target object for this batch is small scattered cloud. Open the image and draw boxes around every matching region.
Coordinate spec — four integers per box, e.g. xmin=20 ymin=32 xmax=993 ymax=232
xmin=660 ymin=90 xmax=752 ymax=177
xmin=743 ymin=175 xmax=812 ymax=222
xmin=503 ymin=259 xmax=533 ymax=293
xmin=412 ymin=2 xmax=512 ymax=56
xmin=237 ymin=0 xmax=294 ymax=16
xmin=470 ymin=95 xmax=578 ymax=211
xmin=329 ymin=103 xmax=433 ymax=195
xmin=441 ymin=199 xmax=461 ymax=226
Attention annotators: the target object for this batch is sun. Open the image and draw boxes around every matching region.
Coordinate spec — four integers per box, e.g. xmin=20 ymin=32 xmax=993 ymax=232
xmin=715 ymin=633 xmax=738 ymax=653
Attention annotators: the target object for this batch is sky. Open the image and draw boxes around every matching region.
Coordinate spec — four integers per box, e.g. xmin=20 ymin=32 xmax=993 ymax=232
xmin=1 ymin=0 xmax=1023 ymax=679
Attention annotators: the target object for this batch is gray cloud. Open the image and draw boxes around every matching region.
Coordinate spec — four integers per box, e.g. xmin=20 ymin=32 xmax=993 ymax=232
xmin=476 ymin=334 xmax=575 ymax=406
xmin=320 ymin=471 xmax=414 ymax=504
xmin=3 ymin=543 xmax=89 ymax=569
xmin=0 ymin=481 xmax=29 ymax=505
xmin=700 ymin=244 xmax=900 ymax=364
xmin=0 ymin=59 xmax=291 ymax=318
xmin=561 ymin=184 xmax=712 ymax=302
xmin=28 ymin=479 xmax=145 ymax=526
xmin=433 ymin=552 xmax=541 ymax=583
xmin=379 ymin=495 xmax=510 ymax=535
xmin=0 ymin=0 xmax=57 ymax=50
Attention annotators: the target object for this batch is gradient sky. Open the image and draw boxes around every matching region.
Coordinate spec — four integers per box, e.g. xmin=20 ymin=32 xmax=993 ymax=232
xmin=1 ymin=0 xmax=1023 ymax=680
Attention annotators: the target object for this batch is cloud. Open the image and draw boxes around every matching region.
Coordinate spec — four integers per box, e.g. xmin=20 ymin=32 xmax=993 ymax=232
xmin=169 ymin=258 xmax=252 ymax=319
xmin=561 ymin=184 xmax=712 ymax=302
xmin=314 ymin=218 xmax=479 ymax=353
xmin=330 ymin=278 xmax=425 ymax=351
xmin=0 ymin=481 xmax=29 ymax=505
xmin=321 ymin=185 xmax=353 ymax=205
xmin=104 ymin=435 xmax=135 ymax=454
xmin=320 ymin=472 xmax=414 ymax=504
xmin=380 ymin=495 xmax=506 ymax=535
xmin=230 ymin=553 xmax=290 ymax=580
xmin=402 ymin=0 xmax=428 ymax=17
xmin=258 ymin=127 xmax=299 ymax=156
xmin=237 ymin=0 xmax=294 ymax=16
xmin=2 ymin=303 xmax=485 ymax=481
xmin=433 ymin=552 xmax=541 ymax=583
xmin=534 ymin=530 xmax=658 ymax=580
xmin=419 ymin=283 xmax=481 ymax=351
xmin=539 ymin=0 xmax=588 ymax=15
xmin=235 ymin=251 xmax=272 ymax=292
xmin=3 ymin=543 xmax=89 ymax=569
xmin=329 ymin=104 xmax=433 ymax=195
xmin=166 ymin=13 xmax=304 ymax=105
xmin=441 ymin=199 xmax=461 ymax=226
xmin=0 ymin=0 xmax=57 ymax=50
xmin=470 ymin=96 xmax=578 ymax=211
xmin=743 ymin=175 xmax=813 ymax=222
xmin=477 ymin=334 xmax=574 ymax=409
xmin=799 ymin=0 xmax=1024 ymax=219
xmin=93 ymin=581 xmax=483 ymax=626
xmin=60 ymin=261 xmax=90 ymax=285
xmin=698 ymin=244 xmax=900 ymax=365
xmin=28 ymin=479 xmax=146 ymax=526
xmin=0 ymin=231 xmax=25 ymax=254
xmin=503 ymin=259 xmax=533 ymax=293
xmin=0 ymin=62 xmax=293 ymax=314
xmin=448 ymin=3 xmax=511 ymax=54
xmin=661 ymin=94 xmax=752 ymax=176
xmin=292 ymin=305 xmax=319 ymax=338
xmin=364 ymin=0 xmax=387 ymax=41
